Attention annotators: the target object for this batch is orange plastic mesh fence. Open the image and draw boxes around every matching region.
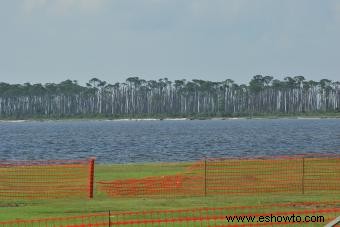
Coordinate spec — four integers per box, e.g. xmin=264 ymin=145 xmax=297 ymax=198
xmin=205 ymin=155 xmax=339 ymax=195
xmin=98 ymin=155 xmax=340 ymax=198
xmin=98 ymin=174 xmax=204 ymax=198
xmin=0 ymin=201 xmax=339 ymax=226
xmin=0 ymin=158 xmax=95 ymax=200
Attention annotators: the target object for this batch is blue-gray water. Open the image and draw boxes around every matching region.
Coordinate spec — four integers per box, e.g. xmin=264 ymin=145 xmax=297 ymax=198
xmin=0 ymin=119 xmax=339 ymax=163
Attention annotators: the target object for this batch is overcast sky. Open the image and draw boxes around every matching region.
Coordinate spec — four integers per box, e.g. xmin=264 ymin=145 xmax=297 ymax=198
xmin=0 ymin=0 xmax=339 ymax=85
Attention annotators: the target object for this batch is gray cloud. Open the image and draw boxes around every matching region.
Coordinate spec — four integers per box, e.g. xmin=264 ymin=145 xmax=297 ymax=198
xmin=0 ymin=0 xmax=339 ymax=84
xmin=23 ymin=0 xmax=108 ymax=14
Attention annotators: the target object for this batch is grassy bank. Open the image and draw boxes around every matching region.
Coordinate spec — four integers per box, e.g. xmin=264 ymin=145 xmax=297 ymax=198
xmin=0 ymin=162 xmax=338 ymax=221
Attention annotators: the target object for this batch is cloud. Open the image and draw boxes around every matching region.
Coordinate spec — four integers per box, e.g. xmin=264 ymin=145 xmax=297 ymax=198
xmin=56 ymin=0 xmax=107 ymax=13
xmin=23 ymin=0 xmax=47 ymax=12
xmin=23 ymin=0 xmax=107 ymax=14
xmin=104 ymin=0 xmax=253 ymax=32
xmin=333 ymin=1 xmax=340 ymax=23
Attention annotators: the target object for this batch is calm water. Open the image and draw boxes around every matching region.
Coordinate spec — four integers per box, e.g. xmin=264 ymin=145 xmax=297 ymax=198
xmin=0 ymin=119 xmax=339 ymax=163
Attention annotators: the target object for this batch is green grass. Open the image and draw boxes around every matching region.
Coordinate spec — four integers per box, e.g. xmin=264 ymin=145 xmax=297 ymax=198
xmin=0 ymin=162 xmax=338 ymax=221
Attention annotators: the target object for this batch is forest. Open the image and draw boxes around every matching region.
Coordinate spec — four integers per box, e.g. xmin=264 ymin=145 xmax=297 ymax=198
xmin=0 ymin=75 xmax=339 ymax=119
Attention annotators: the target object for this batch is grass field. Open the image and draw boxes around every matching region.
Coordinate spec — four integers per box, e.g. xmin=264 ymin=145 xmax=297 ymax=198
xmin=0 ymin=161 xmax=338 ymax=221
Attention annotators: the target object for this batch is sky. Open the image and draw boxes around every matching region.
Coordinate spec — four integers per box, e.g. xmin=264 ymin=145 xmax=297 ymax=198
xmin=0 ymin=0 xmax=340 ymax=85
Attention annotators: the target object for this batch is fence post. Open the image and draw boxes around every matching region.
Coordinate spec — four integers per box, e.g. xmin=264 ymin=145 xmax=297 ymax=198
xmin=88 ymin=158 xmax=95 ymax=199
xmin=108 ymin=210 xmax=111 ymax=227
xmin=204 ymin=157 xmax=207 ymax=197
xmin=302 ymin=157 xmax=305 ymax=195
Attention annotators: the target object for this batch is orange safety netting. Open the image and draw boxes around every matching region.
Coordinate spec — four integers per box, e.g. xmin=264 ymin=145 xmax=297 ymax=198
xmin=98 ymin=174 xmax=204 ymax=197
xmin=0 ymin=158 xmax=95 ymax=200
xmin=98 ymin=155 xmax=340 ymax=198
xmin=205 ymin=155 xmax=340 ymax=195
xmin=0 ymin=201 xmax=339 ymax=226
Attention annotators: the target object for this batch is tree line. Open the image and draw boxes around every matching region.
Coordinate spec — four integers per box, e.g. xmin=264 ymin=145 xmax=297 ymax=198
xmin=0 ymin=75 xmax=339 ymax=118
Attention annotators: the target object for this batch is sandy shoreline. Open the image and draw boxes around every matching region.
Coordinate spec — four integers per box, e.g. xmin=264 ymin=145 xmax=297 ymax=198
xmin=1 ymin=116 xmax=340 ymax=123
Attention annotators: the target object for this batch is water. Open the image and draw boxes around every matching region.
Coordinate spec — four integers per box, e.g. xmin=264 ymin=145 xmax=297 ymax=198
xmin=0 ymin=119 xmax=339 ymax=163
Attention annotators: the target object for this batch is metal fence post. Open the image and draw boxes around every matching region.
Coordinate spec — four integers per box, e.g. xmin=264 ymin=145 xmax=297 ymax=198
xmin=108 ymin=210 xmax=111 ymax=227
xmin=204 ymin=157 xmax=207 ymax=197
xmin=325 ymin=216 xmax=340 ymax=227
xmin=88 ymin=158 xmax=95 ymax=199
xmin=302 ymin=157 xmax=305 ymax=194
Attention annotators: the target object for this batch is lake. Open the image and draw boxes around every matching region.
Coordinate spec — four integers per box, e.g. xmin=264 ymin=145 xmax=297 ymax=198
xmin=0 ymin=118 xmax=339 ymax=163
